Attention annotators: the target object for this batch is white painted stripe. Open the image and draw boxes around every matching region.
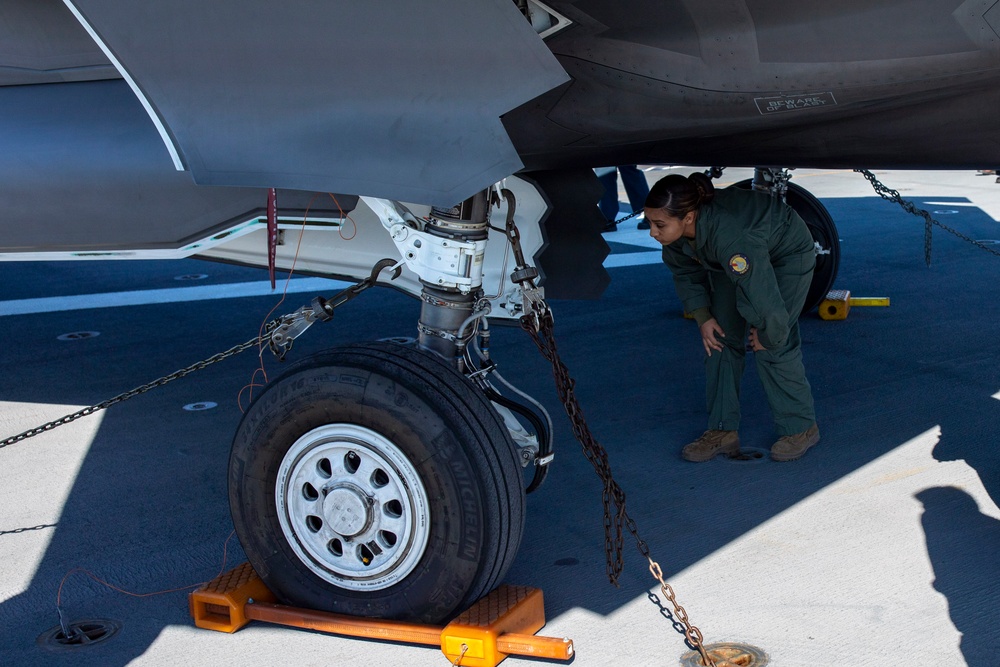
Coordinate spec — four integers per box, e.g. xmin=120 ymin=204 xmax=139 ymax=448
xmin=0 ymin=277 xmax=349 ymax=317
xmin=992 ymin=390 xmax=1000 ymax=401
xmin=603 ymin=251 xmax=662 ymax=268
xmin=61 ymin=1 xmax=186 ymax=171
xmin=1 ymin=248 xmax=660 ymax=317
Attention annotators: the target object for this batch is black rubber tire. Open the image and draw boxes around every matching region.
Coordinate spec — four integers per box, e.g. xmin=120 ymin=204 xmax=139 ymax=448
xmin=732 ymin=179 xmax=840 ymax=312
xmin=229 ymin=341 xmax=525 ymax=624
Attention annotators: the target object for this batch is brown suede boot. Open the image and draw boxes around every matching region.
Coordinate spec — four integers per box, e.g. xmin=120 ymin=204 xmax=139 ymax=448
xmin=771 ymin=424 xmax=820 ymax=461
xmin=681 ymin=430 xmax=740 ymax=462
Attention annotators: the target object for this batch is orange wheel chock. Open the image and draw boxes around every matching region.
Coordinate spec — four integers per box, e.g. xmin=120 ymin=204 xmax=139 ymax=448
xmin=819 ymin=289 xmax=890 ymax=320
xmin=188 ymin=562 xmax=276 ymax=633
xmin=189 ymin=564 xmax=574 ymax=667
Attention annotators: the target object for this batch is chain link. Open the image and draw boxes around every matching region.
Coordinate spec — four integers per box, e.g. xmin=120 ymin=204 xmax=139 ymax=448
xmin=0 ymin=523 xmax=57 ymax=536
xmin=614 ymin=209 xmax=644 ymax=224
xmin=0 ymin=319 xmax=283 ymax=451
xmin=0 ymin=261 xmax=406 ymax=452
xmin=856 ymin=169 xmax=1000 ymax=265
xmin=520 ymin=310 xmax=716 ymax=667
xmin=497 ymin=185 xmax=714 ymax=665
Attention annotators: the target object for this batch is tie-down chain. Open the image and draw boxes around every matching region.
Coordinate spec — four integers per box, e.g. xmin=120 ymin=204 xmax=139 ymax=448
xmin=502 ymin=198 xmax=717 ymax=667
xmin=856 ymin=168 xmax=1000 ymax=265
xmin=0 ymin=260 xmax=401 ymax=452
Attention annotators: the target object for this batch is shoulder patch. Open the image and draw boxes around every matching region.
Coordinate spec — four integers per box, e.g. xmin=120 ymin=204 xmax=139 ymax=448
xmin=728 ymin=253 xmax=750 ymax=275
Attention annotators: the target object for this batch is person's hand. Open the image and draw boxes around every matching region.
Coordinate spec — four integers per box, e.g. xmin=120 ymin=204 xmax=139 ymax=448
xmin=700 ymin=318 xmax=725 ymax=356
xmin=749 ymin=327 xmax=766 ymax=351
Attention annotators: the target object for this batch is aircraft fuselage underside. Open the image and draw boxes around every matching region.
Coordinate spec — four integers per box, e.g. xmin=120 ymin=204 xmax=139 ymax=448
xmin=506 ymin=0 xmax=1000 ymax=170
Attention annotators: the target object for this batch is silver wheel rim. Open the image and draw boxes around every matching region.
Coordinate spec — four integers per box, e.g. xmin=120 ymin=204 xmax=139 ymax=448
xmin=275 ymin=424 xmax=431 ymax=590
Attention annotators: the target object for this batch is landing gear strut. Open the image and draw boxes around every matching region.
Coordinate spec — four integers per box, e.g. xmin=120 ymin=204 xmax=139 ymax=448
xmin=229 ymin=189 xmax=540 ymax=624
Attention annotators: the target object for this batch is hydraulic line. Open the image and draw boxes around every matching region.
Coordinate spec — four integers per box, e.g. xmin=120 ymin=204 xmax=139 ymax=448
xmin=472 ymin=327 xmax=554 ymax=444
xmin=466 ymin=319 xmax=553 ymax=493
xmin=483 ymin=386 xmax=551 ymax=493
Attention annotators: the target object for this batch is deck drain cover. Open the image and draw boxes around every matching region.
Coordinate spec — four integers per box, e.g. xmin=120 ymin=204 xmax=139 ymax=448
xmin=183 ymin=401 xmax=218 ymax=411
xmin=680 ymin=642 xmax=768 ymax=667
xmin=37 ymin=618 xmax=120 ymax=651
xmin=57 ymin=331 xmax=100 ymax=341
xmin=727 ymin=447 xmax=769 ymax=464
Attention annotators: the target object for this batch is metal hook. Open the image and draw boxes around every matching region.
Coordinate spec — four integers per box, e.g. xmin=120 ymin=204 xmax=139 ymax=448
xmin=367 ymin=257 xmax=402 ymax=284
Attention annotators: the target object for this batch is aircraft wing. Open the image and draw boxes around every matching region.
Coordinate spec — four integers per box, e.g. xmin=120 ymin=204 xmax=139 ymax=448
xmin=61 ymin=0 xmax=568 ymax=205
xmin=0 ymin=0 xmax=568 ymax=254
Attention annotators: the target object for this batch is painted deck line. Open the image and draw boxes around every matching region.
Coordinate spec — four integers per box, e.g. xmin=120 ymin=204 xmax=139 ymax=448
xmin=0 ymin=277 xmax=349 ymax=317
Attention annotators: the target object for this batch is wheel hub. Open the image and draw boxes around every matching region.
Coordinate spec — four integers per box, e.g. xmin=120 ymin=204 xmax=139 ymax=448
xmin=275 ymin=423 xmax=431 ymax=590
xmin=324 ymin=485 xmax=371 ymax=537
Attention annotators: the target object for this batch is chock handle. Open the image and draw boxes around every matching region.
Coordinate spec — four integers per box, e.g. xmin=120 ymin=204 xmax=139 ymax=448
xmin=845 ymin=296 xmax=890 ymax=307
xmin=819 ymin=289 xmax=890 ymax=320
xmin=441 ymin=632 xmax=574 ymax=666
xmin=441 ymin=585 xmax=572 ymax=666
xmin=496 ymin=633 xmax=574 ymax=660
xmin=245 ymin=601 xmax=443 ymax=645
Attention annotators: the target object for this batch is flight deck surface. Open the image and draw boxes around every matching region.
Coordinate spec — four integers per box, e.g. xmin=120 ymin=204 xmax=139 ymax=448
xmin=1 ymin=169 xmax=998 ymax=666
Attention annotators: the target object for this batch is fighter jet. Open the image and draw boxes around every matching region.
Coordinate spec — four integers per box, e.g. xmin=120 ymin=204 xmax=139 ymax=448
xmin=2 ymin=0 xmax=995 ymax=624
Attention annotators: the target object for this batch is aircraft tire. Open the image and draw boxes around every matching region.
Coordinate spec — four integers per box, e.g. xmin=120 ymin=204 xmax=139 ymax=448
xmin=733 ymin=179 xmax=840 ymax=312
xmin=229 ymin=341 xmax=525 ymax=624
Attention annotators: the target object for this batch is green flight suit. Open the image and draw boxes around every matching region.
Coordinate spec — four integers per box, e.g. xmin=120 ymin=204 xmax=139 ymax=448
xmin=662 ymin=186 xmax=817 ymax=435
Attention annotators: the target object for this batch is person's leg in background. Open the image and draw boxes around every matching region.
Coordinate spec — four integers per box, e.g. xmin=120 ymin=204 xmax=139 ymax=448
xmin=618 ymin=165 xmax=651 ymax=229
xmin=596 ymin=167 xmax=620 ymax=231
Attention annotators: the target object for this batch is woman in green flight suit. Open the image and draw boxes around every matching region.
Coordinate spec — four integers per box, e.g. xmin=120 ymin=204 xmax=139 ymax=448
xmin=646 ymin=172 xmax=819 ymax=462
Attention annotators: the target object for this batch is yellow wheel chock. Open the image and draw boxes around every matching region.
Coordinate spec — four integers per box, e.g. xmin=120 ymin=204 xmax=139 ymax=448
xmin=190 ymin=563 xmax=574 ymax=667
xmin=818 ymin=289 xmax=889 ymax=320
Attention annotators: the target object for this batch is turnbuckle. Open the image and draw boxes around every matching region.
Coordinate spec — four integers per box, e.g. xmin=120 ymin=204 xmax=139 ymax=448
xmin=493 ymin=188 xmax=550 ymax=330
xmin=518 ymin=286 xmax=550 ymax=332
xmin=268 ymin=259 xmax=402 ymax=359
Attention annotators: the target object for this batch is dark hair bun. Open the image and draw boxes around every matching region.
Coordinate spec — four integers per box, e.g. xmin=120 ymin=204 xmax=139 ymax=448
xmin=645 ymin=171 xmax=718 ymax=215
xmin=688 ymin=172 xmax=715 ymax=206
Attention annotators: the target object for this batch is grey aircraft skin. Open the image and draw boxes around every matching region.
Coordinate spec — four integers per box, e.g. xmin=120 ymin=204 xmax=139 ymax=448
xmin=507 ymin=0 xmax=1000 ymax=173
xmin=2 ymin=0 xmax=998 ymax=633
xmin=3 ymin=1 xmax=999 ymax=254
